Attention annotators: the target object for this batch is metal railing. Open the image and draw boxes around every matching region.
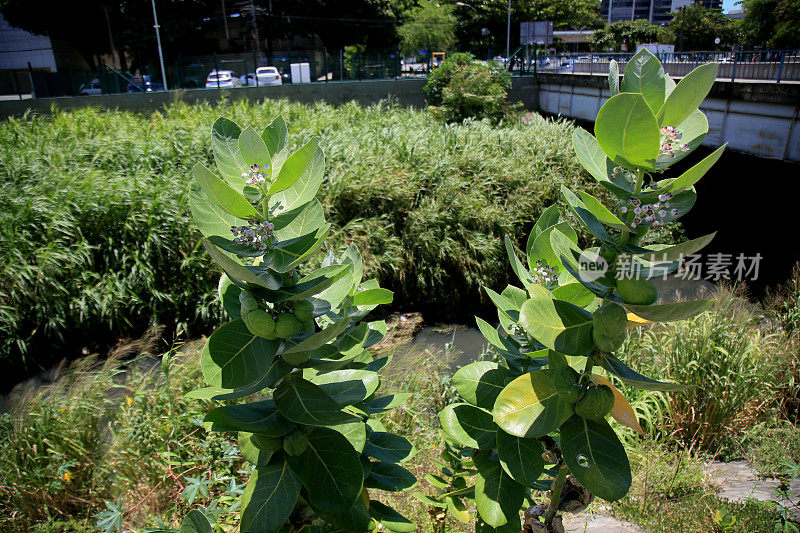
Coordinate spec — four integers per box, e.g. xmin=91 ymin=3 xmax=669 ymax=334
xmin=529 ymin=49 xmax=800 ymax=83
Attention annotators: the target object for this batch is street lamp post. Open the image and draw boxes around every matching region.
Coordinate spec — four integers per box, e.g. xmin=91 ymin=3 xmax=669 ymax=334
xmin=506 ymin=0 xmax=511 ymax=61
xmin=151 ymin=0 xmax=168 ymax=91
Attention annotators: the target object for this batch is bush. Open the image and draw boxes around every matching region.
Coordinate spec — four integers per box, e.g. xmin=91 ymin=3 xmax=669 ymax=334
xmin=0 ymin=100 xmax=596 ymax=382
xmin=424 ymin=53 xmax=517 ymax=123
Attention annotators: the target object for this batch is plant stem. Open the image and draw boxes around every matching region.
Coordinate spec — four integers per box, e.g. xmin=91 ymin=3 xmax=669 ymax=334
xmin=544 ymin=464 xmax=569 ymax=530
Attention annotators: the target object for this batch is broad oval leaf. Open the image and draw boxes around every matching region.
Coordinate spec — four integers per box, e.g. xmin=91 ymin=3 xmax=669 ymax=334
xmin=261 ymin=115 xmax=288 ymax=157
xmin=492 ymin=371 xmax=574 ymax=438
xmin=193 ymin=162 xmax=261 ymax=220
xmin=621 ymin=48 xmax=668 ymax=112
xmin=560 ymin=415 xmax=632 ymax=502
xmin=369 ymin=500 xmax=416 ymax=532
xmin=329 ymin=420 xmax=368 ymax=452
xmin=180 ymin=510 xmax=213 ymax=533
xmin=272 ymin=199 xmax=326 ymax=242
xmin=623 ymin=299 xmax=712 ymax=322
xmin=273 ymin=376 xmax=360 ymax=426
xmin=240 ymin=459 xmax=301 ymax=533
xmin=519 ymin=295 xmax=595 ymax=356
xmin=658 ymin=62 xmax=719 ymax=127
xmin=452 ymin=361 xmax=512 ymax=410
xmin=286 ymin=426 xmax=363 ymax=513
xmin=364 ymin=432 xmax=416 ymax=463
xmin=665 ymin=144 xmax=726 ymax=195
xmin=496 ymin=430 xmax=545 ymax=486
xmin=439 ymin=403 xmax=497 ymax=449
xmin=474 ymin=453 xmax=525 ymax=528
xmin=211 ymin=117 xmax=247 ymax=190
xmin=595 ymin=93 xmax=660 ymax=171
xmin=308 ymin=368 xmax=379 ymax=406
xmin=365 ymin=461 xmax=418 ymax=492
xmin=282 ymin=317 xmax=351 ymax=355
xmin=204 ymin=400 xmax=294 ymax=436
xmin=601 ymin=354 xmax=690 ymax=391
xmin=238 ymin=126 xmax=271 ymax=168
xmin=269 ymin=139 xmax=324 ymax=212
xmin=201 ymin=319 xmax=281 ymax=389
xmin=352 ymin=288 xmax=393 ymax=307
xmin=551 ymin=283 xmax=596 ymax=308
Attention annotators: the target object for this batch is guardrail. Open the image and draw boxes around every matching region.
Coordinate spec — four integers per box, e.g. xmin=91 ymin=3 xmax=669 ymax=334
xmin=528 ymin=49 xmax=800 ymax=83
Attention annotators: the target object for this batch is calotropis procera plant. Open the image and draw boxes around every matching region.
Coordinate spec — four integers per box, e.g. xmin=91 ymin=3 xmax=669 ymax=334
xmin=436 ymin=49 xmax=726 ymax=532
xmin=186 ymin=116 xmax=418 ymax=532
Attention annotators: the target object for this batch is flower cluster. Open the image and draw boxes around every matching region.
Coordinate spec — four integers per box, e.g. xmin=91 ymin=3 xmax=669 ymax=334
xmin=531 ymin=260 xmax=557 ymax=285
xmin=619 ymin=192 xmax=679 ymax=229
xmin=242 ymin=164 xmax=269 ymax=186
xmin=230 ymin=219 xmax=275 ymax=251
xmin=659 ymin=126 xmax=689 ymax=158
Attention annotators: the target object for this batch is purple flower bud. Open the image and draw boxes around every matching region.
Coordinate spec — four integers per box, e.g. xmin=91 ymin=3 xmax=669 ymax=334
xmin=652 ymin=203 xmax=660 ymax=210
xmin=620 ymin=206 xmax=628 ymax=214
xmin=633 ymin=217 xmax=642 ymax=224
xmin=659 ymin=193 xmax=671 ymax=202
xmin=658 ymin=210 xmax=667 ymax=217
xmin=671 ymin=209 xmax=679 ymax=216
xmin=645 ymin=215 xmax=655 ymax=223
xmin=634 ymin=207 xmax=642 ymax=215
xmin=664 ymin=202 xmax=671 ymax=208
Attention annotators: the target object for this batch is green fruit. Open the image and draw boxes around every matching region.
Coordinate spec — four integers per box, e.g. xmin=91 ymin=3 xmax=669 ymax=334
xmin=282 ymin=273 xmax=297 ymax=288
xmin=293 ymin=300 xmax=314 ymax=322
xmin=574 ymin=385 xmax=615 ymax=419
xmin=553 ymin=364 xmax=583 ymax=403
xmin=245 ymin=309 xmax=277 ymax=339
xmin=615 ymin=277 xmax=658 ymax=305
xmin=283 ymin=429 xmax=308 ymax=456
xmin=251 ymin=434 xmax=283 ymax=452
xmin=239 ymin=290 xmax=258 ymax=311
xmin=592 ymin=303 xmax=627 ymax=352
xmin=274 ymin=313 xmax=301 ymax=339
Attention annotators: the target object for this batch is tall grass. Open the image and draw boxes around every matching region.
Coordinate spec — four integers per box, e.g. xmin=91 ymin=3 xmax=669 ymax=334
xmin=619 ymin=286 xmax=797 ymax=458
xmin=0 ymin=99 xmax=593 ymax=383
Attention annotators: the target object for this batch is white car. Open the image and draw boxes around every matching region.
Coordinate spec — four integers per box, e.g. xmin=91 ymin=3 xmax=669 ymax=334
xmin=205 ymin=70 xmax=240 ymax=88
xmin=239 ymin=67 xmax=282 ymax=86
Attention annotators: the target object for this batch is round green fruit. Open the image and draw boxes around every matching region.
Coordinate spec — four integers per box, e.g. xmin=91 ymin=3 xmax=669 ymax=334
xmin=282 ymin=272 xmax=297 ymax=288
xmin=593 ymin=330 xmax=624 ymax=352
xmin=283 ymin=429 xmax=308 ymax=457
xmin=239 ymin=290 xmax=258 ymax=311
xmin=553 ymin=364 xmax=583 ymax=403
xmin=245 ymin=309 xmax=277 ymax=339
xmin=293 ymin=300 xmax=314 ymax=322
xmin=574 ymin=385 xmax=615 ymax=419
xmin=592 ymin=303 xmax=627 ymax=352
xmin=274 ymin=313 xmax=301 ymax=339
xmin=615 ymin=277 xmax=658 ymax=305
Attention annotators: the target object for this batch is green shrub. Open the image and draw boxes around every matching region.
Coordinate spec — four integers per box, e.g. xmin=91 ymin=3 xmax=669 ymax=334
xmin=0 ymin=100 xmax=595 ymax=379
xmin=424 ymin=53 xmax=517 ymax=123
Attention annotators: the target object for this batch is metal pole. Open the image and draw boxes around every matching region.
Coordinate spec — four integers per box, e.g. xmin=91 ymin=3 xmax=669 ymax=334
xmin=104 ymin=6 xmax=117 ymax=69
xmin=250 ymin=0 xmax=261 ymax=55
xmin=253 ymin=50 xmax=259 ymax=86
xmin=506 ymin=0 xmax=511 ymax=61
xmin=221 ymin=0 xmax=230 ymax=40
xmin=777 ymin=50 xmax=784 ymax=83
xmin=27 ymin=61 xmax=36 ymax=98
xmin=214 ymin=52 xmax=221 ymax=88
xmin=151 ymin=0 xmax=168 ymax=90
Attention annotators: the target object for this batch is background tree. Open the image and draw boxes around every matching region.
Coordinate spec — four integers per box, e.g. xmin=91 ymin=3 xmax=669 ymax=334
xmin=740 ymin=0 xmax=800 ymax=48
xmin=397 ymin=1 xmax=456 ymax=56
xmin=669 ymin=5 xmax=737 ymax=51
xmin=589 ymin=19 xmax=670 ymax=51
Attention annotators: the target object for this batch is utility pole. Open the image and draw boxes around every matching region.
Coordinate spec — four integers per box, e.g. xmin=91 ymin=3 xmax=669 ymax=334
xmin=250 ymin=0 xmax=261 ymax=56
xmin=506 ymin=0 xmax=511 ymax=60
xmin=221 ymin=0 xmax=230 ymax=40
xmin=678 ymin=6 xmax=685 ymax=52
xmin=151 ymin=0 xmax=168 ymax=90
xmin=103 ymin=6 xmax=117 ymax=69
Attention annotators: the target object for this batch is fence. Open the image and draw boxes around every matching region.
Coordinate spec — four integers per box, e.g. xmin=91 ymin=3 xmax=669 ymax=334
xmin=533 ymin=49 xmax=800 ymax=83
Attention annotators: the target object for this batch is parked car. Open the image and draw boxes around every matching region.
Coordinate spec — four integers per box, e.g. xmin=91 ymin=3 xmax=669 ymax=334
xmin=256 ymin=66 xmax=282 ymax=85
xmin=78 ymin=79 xmax=102 ymax=95
xmin=126 ymin=75 xmax=164 ymax=93
xmin=205 ymin=70 xmax=240 ymax=88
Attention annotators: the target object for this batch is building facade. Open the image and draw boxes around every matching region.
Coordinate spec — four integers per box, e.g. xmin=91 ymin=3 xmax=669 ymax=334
xmin=599 ymin=0 xmax=723 ymax=25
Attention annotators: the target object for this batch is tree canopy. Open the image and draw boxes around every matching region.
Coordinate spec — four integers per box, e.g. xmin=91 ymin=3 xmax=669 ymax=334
xmin=669 ymin=5 xmax=737 ymax=51
xmin=397 ymin=1 xmax=456 ymax=56
xmin=739 ymin=0 xmax=800 ymax=48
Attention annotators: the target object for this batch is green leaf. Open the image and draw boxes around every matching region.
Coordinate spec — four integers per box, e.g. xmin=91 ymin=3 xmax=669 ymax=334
xmin=496 ymin=430 xmax=545 ymax=486
xmin=189 ymin=184 xmax=240 ymax=243
xmin=205 ymin=400 xmax=294 ymax=436
xmin=474 ymin=454 xmax=525 ymax=528
xmin=364 ymin=432 xmax=416 ymax=464
xmin=595 ymin=93 xmax=660 ymax=170
xmin=264 ymin=225 xmax=331 ymax=273
xmin=329 ymin=420 xmax=368 ymax=452
xmin=492 ymin=371 xmax=574 ymax=438
xmin=528 ymin=221 xmax=578 ymax=274
xmin=439 ymin=403 xmax=497 ymax=449
xmin=238 ymin=432 xmax=280 ymax=466
xmin=561 ymin=186 xmax=620 ymax=244
xmin=485 ymin=287 xmax=521 ymax=324
xmin=475 ymin=317 xmax=524 ymax=359
xmin=336 ymin=323 xmax=371 ymax=359
xmin=238 ymin=127 xmax=271 ymax=167
xmin=452 ymin=361 xmax=512 ymax=410
xmin=282 ymin=317 xmax=351 ymax=355
xmin=366 ymin=461 xmax=418 ymax=492
xmin=446 ymin=496 xmax=470 ymax=523
xmin=519 ymin=294 xmax=595 ymax=356
xmin=608 ymin=59 xmax=620 ymax=96
xmin=572 ymin=128 xmax=612 ymax=186
xmin=665 ymin=144 xmax=726 ymax=195
xmin=308 ymin=368 xmax=379 ymax=406
xmin=314 ymin=496 xmax=374 ymax=532
xmin=261 ymin=115 xmax=288 ymax=157
xmin=272 ymin=199 xmax=326 ymax=242
xmin=576 ymin=191 xmax=629 ymax=232
xmin=636 ymin=233 xmax=716 ymax=264
xmin=412 ymin=492 xmax=446 ymax=508
xmin=190 ymin=357 xmax=291 ymax=401
xmin=504 ymin=235 xmax=536 ymax=291
xmin=218 ymin=274 xmax=242 ymax=319
xmin=601 ymin=354 xmax=691 ymax=391
xmin=180 ymin=510 xmax=213 ymax=533
xmin=624 ymin=299 xmax=712 ymax=322
xmin=269 ymin=139 xmax=324 ymax=212
xmin=260 ymin=264 xmax=349 ymax=303
xmin=352 ymin=288 xmax=393 ymax=306
xmin=369 ymin=500 xmax=416 ymax=532
xmin=286 ymin=426 xmax=363 ymax=513
xmin=240 ymin=459 xmax=301 ymax=533
xmin=362 ymin=393 xmax=412 ymax=414
xmin=621 ymin=48 xmax=668 ymax=113
xmin=211 ymin=117 xmax=247 ymax=191
xmin=273 ymin=376 xmax=359 ymax=426
xmin=193 ymin=162 xmax=260 ymax=220
xmin=658 ymin=62 xmax=719 ymax=127
xmin=266 ymin=138 xmax=317 ymax=196
xmin=202 ymin=239 xmax=271 ymax=289
xmin=560 ymin=415 xmax=631 ymax=502
xmin=551 ymin=283 xmax=595 ymax=308
xmin=200 ymin=319 xmax=281 ymax=389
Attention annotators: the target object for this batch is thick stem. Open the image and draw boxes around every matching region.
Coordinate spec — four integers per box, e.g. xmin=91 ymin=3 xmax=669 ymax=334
xmin=544 ymin=464 xmax=569 ymax=530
